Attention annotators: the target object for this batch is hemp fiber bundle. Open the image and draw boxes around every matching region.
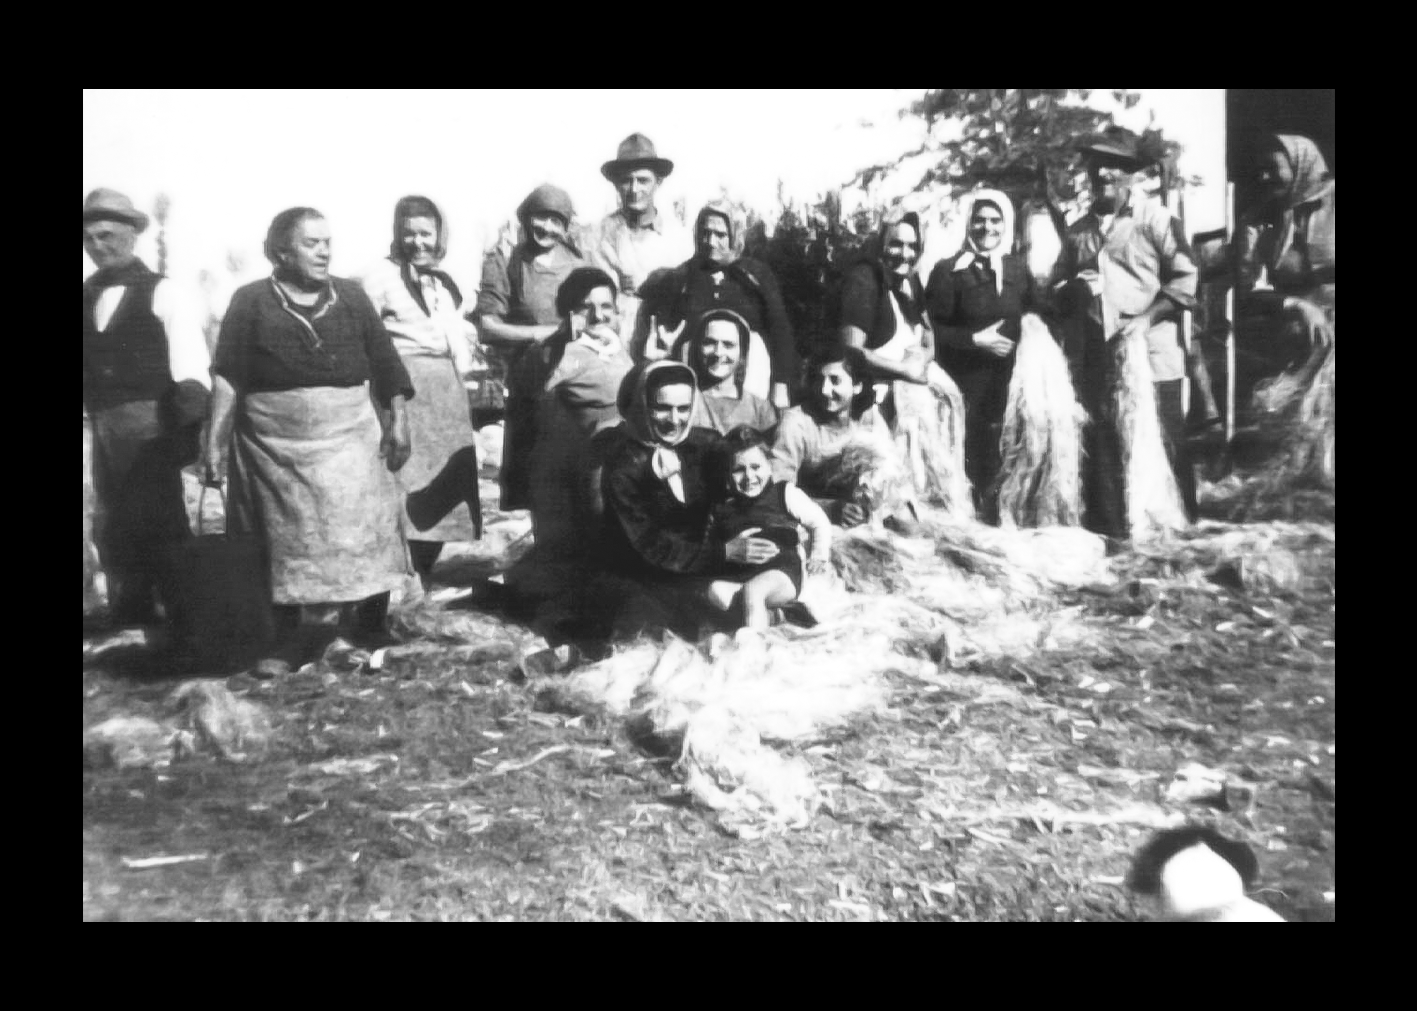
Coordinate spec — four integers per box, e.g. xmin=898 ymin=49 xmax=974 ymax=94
xmin=1113 ymin=327 xmax=1188 ymax=540
xmin=996 ymin=314 xmax=1086 ymax=528
xmin=891 ymin=365 xmax=975 ymax=521
xmin=1251 ymin=341 xmax=1335 ymax=487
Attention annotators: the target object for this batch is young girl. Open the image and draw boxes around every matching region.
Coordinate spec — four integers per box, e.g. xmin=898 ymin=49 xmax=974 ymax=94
xmin=706 ymin=425 xmax=833 ymax=630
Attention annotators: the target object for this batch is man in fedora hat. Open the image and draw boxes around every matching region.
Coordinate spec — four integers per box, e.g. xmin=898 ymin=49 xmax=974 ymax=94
xmin=590 ymin=133 xmax=692 ymax=350
xmin=83 ymin=187 xmax=212 ymax=627
xmin=1053 ymin=127 xmax=1202 ymax=538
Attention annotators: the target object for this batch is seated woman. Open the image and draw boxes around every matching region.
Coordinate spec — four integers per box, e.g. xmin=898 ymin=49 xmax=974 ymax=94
xmin=358 ymin=195 xmax=482 ymax=588
xmin=1234 ymin=133 xmax=1335 ymax=410
xmin=705 ymin=425 xmax=831 ymax=631
xmin=593 ymin=360 xmax=779 ymax=640
xmin=474 ymin=184 xmax=587 ymax=511
xmin=675 ymin=308 xmax=779 ymax=435
xmin=206 ymin=207 xmax=413 ymax=661
xmin=640 ymin=201 xmax=794 ymax=408
xmin=926 ymin=189 xmax=1036 ymax=523
xmin=834 ymin=208 xmax=972 ymax=517
xmin=770 ymin=346 xmax=898 ymax=528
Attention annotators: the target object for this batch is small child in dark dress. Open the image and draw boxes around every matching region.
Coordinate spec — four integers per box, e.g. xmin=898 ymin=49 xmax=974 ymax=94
xmin=706 ymin=425 xmax=833 ymax=630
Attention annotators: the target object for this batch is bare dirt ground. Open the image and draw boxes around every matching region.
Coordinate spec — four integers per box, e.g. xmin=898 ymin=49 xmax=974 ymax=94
xmin=82 ymin=466 xmax=1335 ymax=922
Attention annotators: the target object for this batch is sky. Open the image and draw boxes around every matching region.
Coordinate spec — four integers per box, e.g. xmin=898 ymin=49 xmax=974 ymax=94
xmin=82 ymin=89 xmax=1226 ymax=293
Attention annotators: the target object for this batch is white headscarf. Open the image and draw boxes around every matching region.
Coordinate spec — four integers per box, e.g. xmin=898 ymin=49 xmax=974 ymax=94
xmin=617 ymin=359 xmax=702 ymax=504
xmin=953 ymin=188 xmax=1016 ymax=295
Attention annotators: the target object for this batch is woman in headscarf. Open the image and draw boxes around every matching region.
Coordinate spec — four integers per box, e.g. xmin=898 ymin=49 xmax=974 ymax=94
xmin=834 ymin=207 xmax=973 ymax=519
xmin=641 ymin=201 xmax=795 ymax=409
xmin=205 ymin=207 xmax=413 ymax=662
xmin=474 ymin=184 xmax=587 ymax=511
xmin=592 ymin=359 xmax=780 ymax=639
xmin=926 ymin=189 xmax=1038 ymax=523
xmin=679 ymin=308 xmax=779 ymax=435
xmin=359 ymin=195 xmax=481 ymax=588
xmin=1234 ymin=134 xmax=1335 ymax=407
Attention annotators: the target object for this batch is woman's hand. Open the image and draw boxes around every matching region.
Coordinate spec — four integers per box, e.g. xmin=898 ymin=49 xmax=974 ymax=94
xmin=833 ymin=501 xmax=869 ymax=528
xmin=646 ymin=316 xmax=685 ymax=361
xmin=806 ymin=558 xmax=831 ymax=577
xmin=381 ymin=396 xmax=412 ymax=473
xmin=202 ymin=444 xmax=227 ymax=487
xmin=972 ymin=322 xmax=1015 ymax=359
xmin=771 ymin=382 xmax=791 ymax=410
xmin=1284 ymin=297 xmax=1334 ymax=348
xmin=724 ymin=527 xmax=781 ymax=565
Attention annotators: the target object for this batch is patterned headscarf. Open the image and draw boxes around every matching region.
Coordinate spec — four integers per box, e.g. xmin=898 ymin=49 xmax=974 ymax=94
xmin=1265 ymin=134 xmax=1333 ymax=274
xmin=694 ymin=200 xmax=748 ymax=264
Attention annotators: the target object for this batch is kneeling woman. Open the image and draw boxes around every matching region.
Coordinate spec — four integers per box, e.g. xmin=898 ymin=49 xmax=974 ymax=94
xmin=594 ymin=360 xmax=779 ymax=639
xmin=207 ymin=207 xmax=414 ymax=658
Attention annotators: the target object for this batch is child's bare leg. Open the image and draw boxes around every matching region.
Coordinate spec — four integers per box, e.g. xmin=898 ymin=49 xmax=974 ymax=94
xmin=741 ymin=571 xmax=798 ymax=630
xmin=704 ymin=580 xmax=742 ymax=613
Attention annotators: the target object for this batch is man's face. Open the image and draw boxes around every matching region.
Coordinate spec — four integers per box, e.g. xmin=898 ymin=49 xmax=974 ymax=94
xmin=616 ymin=169 xmax=660 ymax=215
xmin=697 ymin=319 xmax=741 ymax=384
xmin=882 ymin=222 xmax=919 ymax=278
xmin=83 ymin=219 xmax=138 ymax=272
xmin=528 ymin=213 xmax=567 ymax=251
xmin=284 ymin=216 xmax=332 ymax=285
xmin=811 ymin=361 xmax=861 ymax=419
xmin=570 ymin=284 xmax=619 ymax=336
xmin=649 ymin=382 xmax=694 ymax=443
xmin=697 ymin=215 xmax=733 ymax=265
xmin=399 ymin=215 xmax=439 ymax=268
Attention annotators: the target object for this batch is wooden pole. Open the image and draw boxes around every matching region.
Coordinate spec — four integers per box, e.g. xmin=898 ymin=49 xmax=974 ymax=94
xmin=1224 ymin=181 xmax=1236 ymax=444
xmin=1170 ymin=187 xmax=1192 ymax=417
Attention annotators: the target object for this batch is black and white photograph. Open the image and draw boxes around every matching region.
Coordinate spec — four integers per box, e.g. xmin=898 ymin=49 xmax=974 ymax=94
xmin=82 ymin=88 xmax=1335 ymax=921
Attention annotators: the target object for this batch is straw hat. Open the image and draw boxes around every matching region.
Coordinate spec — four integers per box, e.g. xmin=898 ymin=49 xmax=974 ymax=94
xmin=82 ymin=188 xmax=150 ymax=232
xmin=601 ymin=133 xmax=674 ymax=181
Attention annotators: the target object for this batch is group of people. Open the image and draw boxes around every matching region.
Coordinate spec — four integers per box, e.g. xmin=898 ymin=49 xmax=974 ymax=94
xmin=82 ymin=126 xmax=1334 ymax=663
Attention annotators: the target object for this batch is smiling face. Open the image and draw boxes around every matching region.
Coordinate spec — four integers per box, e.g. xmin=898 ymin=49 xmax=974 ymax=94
xmin=811 ymin=360 xmax=863 ymax=420
xmin=616 ymin=168 xmax=660 ymax=215
xmin=969 ymin=202 xmax=1005 ymax=253
xmin=569 ymin=284 xmax=619 ymax=337
xmin=399 ymin=214 xmax=439 ymax=268
xmin=882 ymin=221 xmax=919 ymax=278
xmin=83 ymin=219 xmax=139 ymax=272
xmin=729 ymin=445 xmax=771 ymax=499
xmin=697 ymin=319 xmax=742 ymax=386
xmin=697 ymin=214 xmax=733 ymax=265
xmin=649 ymin=382 xmax=694 ymax=444
xmin=283 ymin=216 xmax=332 ymax=285
xmin=528 ymin=213 xmax=567 ymax=251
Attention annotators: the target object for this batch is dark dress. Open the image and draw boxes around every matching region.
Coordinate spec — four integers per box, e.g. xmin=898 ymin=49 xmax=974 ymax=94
xmin=925 ymin=252 xmax=1034 ymax=521
xmin=710 ymin=480 xmax=804 ymax=593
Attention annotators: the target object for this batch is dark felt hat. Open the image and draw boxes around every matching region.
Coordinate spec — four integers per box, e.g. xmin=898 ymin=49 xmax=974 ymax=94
xmin=1081 ymin=126 xmax=1170 ymax=170
xmin=601 ymin=133 xmax=674 ymax=181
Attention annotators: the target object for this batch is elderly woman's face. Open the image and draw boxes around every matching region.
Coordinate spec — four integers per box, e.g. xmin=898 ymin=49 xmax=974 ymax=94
xmin=284 ymin=217 xmax=332 ymax=285
xmin=570 ymin=284 xmax=619 ymax=337
xmin=528 ymin=213 xmax=567 ymax=251
xmin=969 ymin=204 xmax=1005 ymax=253
xmin=649 ymin=382 xmax=694 ymax=444
xmin=697 ymin=319 xmax=742 ymax=385
xmin=882 ymin=222 xmax=919 ymax=278
xmin=399 ymin=215 xmax=439 ymax=268
xmin=697 ymin=214 xmax=734 ymax=266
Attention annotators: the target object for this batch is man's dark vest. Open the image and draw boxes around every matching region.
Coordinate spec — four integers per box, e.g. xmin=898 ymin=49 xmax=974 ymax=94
xmin=83 ymin=265 xmax=173 ymax=413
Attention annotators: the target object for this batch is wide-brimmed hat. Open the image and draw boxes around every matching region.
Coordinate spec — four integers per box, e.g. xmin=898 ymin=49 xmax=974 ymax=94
xmin=1080 ymin=126 xmax=1170 ymax=170
xmin=82 ymin=188 xmax=150 ymax=232
xmin=601 ymin=133 xmax=674 ymax=182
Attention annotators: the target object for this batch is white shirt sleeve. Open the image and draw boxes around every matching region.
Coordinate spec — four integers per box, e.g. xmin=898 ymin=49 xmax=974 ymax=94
xmin=152 ymin=279 xmax=213 ymax=389
xmin=784 ymin=482 xmax=832 ymax=562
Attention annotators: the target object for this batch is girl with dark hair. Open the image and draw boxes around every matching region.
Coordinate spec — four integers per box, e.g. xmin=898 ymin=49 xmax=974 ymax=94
xmin=205 ymin=207 xmax=414 ymax=662
xmin=358 ymin=195 xmax=482 ymax=588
